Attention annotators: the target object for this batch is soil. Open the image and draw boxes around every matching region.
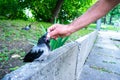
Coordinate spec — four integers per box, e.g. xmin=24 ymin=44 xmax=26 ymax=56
xmin=0 ymin=40 xmax=33 ymax=79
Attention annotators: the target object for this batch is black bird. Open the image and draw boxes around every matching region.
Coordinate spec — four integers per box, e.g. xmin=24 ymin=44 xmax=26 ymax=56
xmin=21 ymin=24 xmax=31 ymax=30
xmin=23 ymin=33 xmax=50 ymax=62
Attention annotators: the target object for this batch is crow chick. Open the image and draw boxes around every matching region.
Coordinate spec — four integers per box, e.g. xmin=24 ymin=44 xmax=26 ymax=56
xmin=23 ymin=33 xmax=50 ymax=62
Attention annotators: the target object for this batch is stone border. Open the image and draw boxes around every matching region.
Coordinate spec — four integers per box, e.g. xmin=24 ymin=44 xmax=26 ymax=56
xmin=2 ymin=30 xmax=98 ymax=80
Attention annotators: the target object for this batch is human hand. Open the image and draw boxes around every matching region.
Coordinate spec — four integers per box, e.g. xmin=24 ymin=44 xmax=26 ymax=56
xmin=48 ymin=24 xmax=72 ymax=39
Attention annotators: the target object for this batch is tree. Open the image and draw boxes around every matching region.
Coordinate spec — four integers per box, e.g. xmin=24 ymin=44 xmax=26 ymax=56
xmin=50 ymin=0 xmax=64 ymax=23
xmin=103 ymin=4 xmax=120 ymax=25
xmin=58 ymin=0 xmax=97 ymax=23
xmin=21 ymin=0 xmax=96 ymax=22
xmin=0 ymin=0 xmax=97 ymax=22
xmin=21 ymin=0 xmax=57 ymax=21
xmin=0 ymin=0 xmax=26 ymax=19
xmin=109 ymin=4 xmax=120 ymax=24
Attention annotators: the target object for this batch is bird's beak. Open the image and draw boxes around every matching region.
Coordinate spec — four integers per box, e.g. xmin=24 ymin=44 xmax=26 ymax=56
xmin=46 ymin=33 xmax=50 ymax=41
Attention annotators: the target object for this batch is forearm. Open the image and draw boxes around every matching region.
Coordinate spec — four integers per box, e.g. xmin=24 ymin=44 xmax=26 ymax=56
xmin=69 ymin=0 xmax=120 ymax=33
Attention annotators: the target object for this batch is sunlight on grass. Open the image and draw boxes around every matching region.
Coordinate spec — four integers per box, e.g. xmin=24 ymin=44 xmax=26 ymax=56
xmin=101 ymin=24 xmax=120 ymax=31
xmin=69 ymin=29 xmax=94 ymax=41
xmin=0 ymin=20 xmax=52 ymax=42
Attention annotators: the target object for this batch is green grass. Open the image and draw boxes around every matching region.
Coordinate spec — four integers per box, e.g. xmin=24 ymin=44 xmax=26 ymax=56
xmin=0 ymin=52 xmax=9 ymax=62
xmin=0 ymin=20 xmax=52 ymax=63
xmin=102 ymin=60 xmax=116 ymax=64
xmin=101 ymin=24 xmax=120 ymax=31
xmin=87 ymin=24 xmax=97 ymax=29
xmin=0 ymin=19 xmax=52 ymax=42
xmin=69 ymin=29 xmax=94 ymax=41
xmin=0 ymin=19 xmax=95 ymax=62
xmin=115 ymin=44 xmax=120 ymax=49
xmin=90 ymin=65 xmax=112 ymax=73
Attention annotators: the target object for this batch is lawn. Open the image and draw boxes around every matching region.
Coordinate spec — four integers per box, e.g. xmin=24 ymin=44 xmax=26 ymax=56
xmin=101 ymin=24 xmax=120 ymax=31
xmin=0 ymin=20 xmax=95 ymax=79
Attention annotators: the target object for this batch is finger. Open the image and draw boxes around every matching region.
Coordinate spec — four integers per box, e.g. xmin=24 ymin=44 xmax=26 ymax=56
xmin=48 ymin=25 xmax=56 ymax=32
xmin=49 ymin=30 xmax=57 ymax=37
xmin=52 ymin=36 xmax=58 ymax=40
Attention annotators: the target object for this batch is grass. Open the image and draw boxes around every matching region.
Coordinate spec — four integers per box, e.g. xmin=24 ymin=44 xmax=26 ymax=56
xmin=69 ymin=28 xmax=94 ymax=41
xmin=87 ymin=24 xmax=97 ymax=29
xmin=0 ymin=52 xmax=9 ymax=62
xmin=0 ymin=19 xmax=52 ymax=58
xmin=0 ymin=20 xmax=95 ymax=61
xmin=102 ymin=60 xmax=116 ymax=64
xmin=101 ymin=24 xmax=120 ymax=31
xmin=90 ymin=65 xmax=120 ymax=76
xmin=90 ymin=65 xmax=112 ymax=73
xmin=0 ymin=20 xmax=52 ymax=78
xmin=115 ymin=44 xmax=120 ymax=49
xmin=0 ymin=19 xmax=52 ymax=42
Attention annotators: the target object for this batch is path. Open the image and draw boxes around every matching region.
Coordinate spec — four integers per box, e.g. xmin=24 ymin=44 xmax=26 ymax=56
xmin=79 ymin=31 xmax=120 ymax=80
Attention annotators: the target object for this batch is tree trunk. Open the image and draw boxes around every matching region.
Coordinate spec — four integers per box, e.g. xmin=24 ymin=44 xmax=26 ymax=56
xmin=103 ymin=15 xmax=106 ymax=24
xmin=50 ymin=0 xmax=64 ymax=23
xmin=109 ymin=15 xmax=113 ymax=25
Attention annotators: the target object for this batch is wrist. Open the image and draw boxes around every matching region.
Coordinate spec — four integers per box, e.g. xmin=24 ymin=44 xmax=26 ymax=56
xmin=66 ymin=25 xmax=76 ymax=35
xmin=68 ymin=24 xmax=79 ymax=34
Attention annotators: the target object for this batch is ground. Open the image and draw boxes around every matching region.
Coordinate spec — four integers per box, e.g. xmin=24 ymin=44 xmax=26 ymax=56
xmin=0 ymin=20 xmax=94 ymax=79
xmin=0 ymin=20 xmax=51 ymax=79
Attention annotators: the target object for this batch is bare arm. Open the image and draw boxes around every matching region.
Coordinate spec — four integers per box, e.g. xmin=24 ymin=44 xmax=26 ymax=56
xmin=48 ymin=0 xmax=120 ymax=39
xmin=69 ymin=0 xmax=120 ymax=33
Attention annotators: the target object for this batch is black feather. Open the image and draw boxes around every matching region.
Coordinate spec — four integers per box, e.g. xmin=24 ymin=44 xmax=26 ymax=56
xmin=23 ymin=50 xmax=43 ymax=62
xmin=23 ymin=33 xmax=50 ymax=62
xmin=37 ymin=33 xmax=50 ymax=48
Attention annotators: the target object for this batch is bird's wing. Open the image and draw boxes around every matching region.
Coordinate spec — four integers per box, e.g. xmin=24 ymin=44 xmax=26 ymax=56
xmin=23 ymin=46 xmax=44 ymax=62
xmin=34 ymin=44 xmax=50 ymax=61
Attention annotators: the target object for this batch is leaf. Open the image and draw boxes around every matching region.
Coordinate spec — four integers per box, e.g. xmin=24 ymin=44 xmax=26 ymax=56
xmin=40 ymin=24 xmax=47 ymax=34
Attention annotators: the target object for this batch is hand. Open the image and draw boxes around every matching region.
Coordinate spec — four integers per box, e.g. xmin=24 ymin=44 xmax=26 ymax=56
xmin=48 ymin=24 xmax=72 ymax=39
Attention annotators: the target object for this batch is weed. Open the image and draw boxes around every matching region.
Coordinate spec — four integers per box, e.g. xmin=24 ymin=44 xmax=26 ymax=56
xmin=9 ymin=66 xmax=19 ymax=71
xmin=115 ymin=44 xmax=120 ymax=49
xmin=102 ymin=60 xmax=116 ymax=64
xmin=0 ymin=52 xmax=9 ymax=61
xmin=90 ymin=65 xmax=112 ymax=73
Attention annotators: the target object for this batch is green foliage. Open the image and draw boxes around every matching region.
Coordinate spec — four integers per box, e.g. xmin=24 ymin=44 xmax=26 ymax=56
xmin=102 ymin=4 xmax=120 ymax=25
xmin=0 ymin=0 xmax=97 ymax=22
xmin=50 ymin=37 xmax=69 ymax=51
xmin=0 ymin=52 xmax=9 ymax=61
xmin=0 ymin=0 xmax=26 ymax=19
xmin=16 ymin=0 xmax=96 ymax=22
xmin=20 ymin=0 xmax=57 ymax=21
xmin=59 ymin=0 xmax=97 ymax=22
